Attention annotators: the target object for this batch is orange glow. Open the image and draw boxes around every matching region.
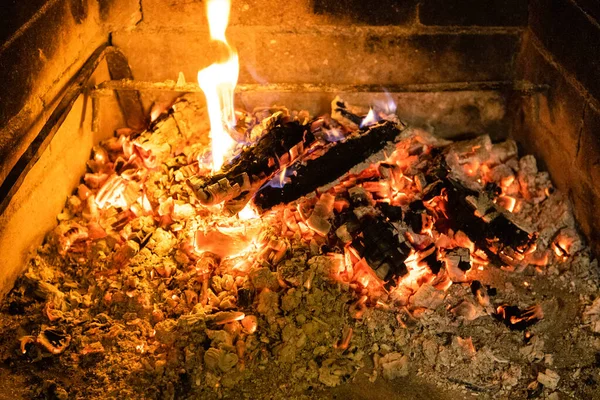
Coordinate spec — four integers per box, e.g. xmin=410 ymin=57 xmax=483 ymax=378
xmin=552 ymin=234 xmax=574 ymax=259
xmin=241 ymin=315 xmax=258 ymax=333
xmin=497 ymin=195 xmax=517 ymax=213
xmin=238 ymin=203 xmax=259 ymax=220
xmin=454 ymin=231 xmax=475 ymax=253
xmin=198 ymin=0 xmax=238 ymax=172
xmin=95 ymin=175 xmax=128 ymax=209
xmin=464 ymin=160 xmax=480 ymax=176
xmin=501 ymin=175 xmax=515 ymax=189
xmin=352 ymin=258 xmax=384 ymax=291
xmin=398 ymin=250 xmax=432 ymax=291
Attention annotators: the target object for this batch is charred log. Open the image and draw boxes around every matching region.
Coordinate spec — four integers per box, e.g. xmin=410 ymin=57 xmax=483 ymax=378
xmin=253 ymin=120 xmax=405 ymax=211
xmin=350 ymin=215 xmax=411 ymax=281
xmin=443 ymin=175 xmax=537 ymax=255
xmin=188 ymin=119 xmax=314 ymax=214
xmin=332 ymin=189 xmax=411 ymax=283
xmin=425 ymin=157 xmax=537 ymax=257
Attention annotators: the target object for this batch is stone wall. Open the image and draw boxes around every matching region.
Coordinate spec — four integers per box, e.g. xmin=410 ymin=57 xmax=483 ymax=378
xmin=511 ymin=0 xmax=600 ymax=255
xmin=112 ymin=0 xmax=526 ymax=86
xmin=0 ymin=0 xmax=141 ymax=185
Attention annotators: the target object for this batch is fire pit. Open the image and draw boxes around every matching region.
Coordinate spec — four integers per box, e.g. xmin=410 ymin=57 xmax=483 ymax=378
xmin=1 ymin=1 xmax=600 ymax=399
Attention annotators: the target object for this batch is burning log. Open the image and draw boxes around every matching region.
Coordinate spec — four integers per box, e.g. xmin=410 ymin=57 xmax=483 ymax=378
xmin=187 ymin=118 xmax=315 ymax=214
xmin=253 ymin=120 xmax=405 ymax=211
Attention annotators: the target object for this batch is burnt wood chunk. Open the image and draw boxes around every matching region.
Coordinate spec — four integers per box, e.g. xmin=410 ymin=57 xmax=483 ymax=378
xmin=426 ymin=157 xmax=537 ymax=256
xmin=444 ymin=176 xmax=536 ymax=254
xmin=187 ymin=120 xmax=314 ymax=214
xmin=351 ymin=215 xmax=411 ymax=281
xmin=253 ymin=120 xmax=405 ymax=211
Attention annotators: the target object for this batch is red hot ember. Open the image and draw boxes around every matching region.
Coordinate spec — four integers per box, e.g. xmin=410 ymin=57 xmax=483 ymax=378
xmin=1 ymin=93 xmax=597 ymax=400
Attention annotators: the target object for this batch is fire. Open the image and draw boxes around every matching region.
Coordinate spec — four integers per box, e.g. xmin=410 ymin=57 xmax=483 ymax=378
xmin=198 ymin=0 xmax=239 ymax=172
xmin=496 ymin=195 xmax=517 ymax=213
xmin=360 ymin=108 xmax=379 ymax=128
xmin=238 ymin=203 xmax=259 ymax=220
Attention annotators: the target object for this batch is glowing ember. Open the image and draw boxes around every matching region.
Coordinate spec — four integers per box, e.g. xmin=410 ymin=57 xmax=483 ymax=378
xmin=496 ymin=195 xmax=517 ymax=212
xmin=238 ymin=203 xmax=259 ymax=220
xmin=198 ymin=0 xmax=239 ymax=172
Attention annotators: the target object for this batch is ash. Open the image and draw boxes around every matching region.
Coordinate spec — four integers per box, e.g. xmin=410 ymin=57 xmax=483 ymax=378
xmin=1 ymin=95 xmax=600 ymax=400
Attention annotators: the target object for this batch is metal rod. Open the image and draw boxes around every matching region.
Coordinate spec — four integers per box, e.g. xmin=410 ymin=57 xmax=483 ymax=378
xmin=0 ymin=44 xmax=144 ymax=216
xmin=94 ymin=80 xmax=549 ymax=95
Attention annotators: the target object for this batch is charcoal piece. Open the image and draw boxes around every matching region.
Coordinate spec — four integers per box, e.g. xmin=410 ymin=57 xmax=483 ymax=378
xmin=237 ymin=288 xmax=254 ymax=309
xmin=348 ymin=186 xmax=374 ymax=206
xmin=188 ymin=120 xmax=314 ymax=214
xmin=332 ymin=97 xmax=364 ymax=127
xmin=349 ymin=215 xmax=411 ymax=281
xmin=494 ymin=304 xmax=543 ymax=331
xmin=422 ymin=245 xmax=443 ymax=274
xmin=405 ymin=200 xmax=426 ymax=233
xmin=377 ymin=203 xmax=403 ymax=222
xmin=422 ymin=180 xmax=445 ymax=200
xmin=458 ymin=259 xmax=471 ymax=271
xmin=253 ymin=120 xmax=404 ymax=211
xmin=484 ymin=182 xmax=502 ymax=197
xmin=426 ymin=157 xmax=537 ymax=255
xmin=447 ymin=181 xmax=536 ymax=252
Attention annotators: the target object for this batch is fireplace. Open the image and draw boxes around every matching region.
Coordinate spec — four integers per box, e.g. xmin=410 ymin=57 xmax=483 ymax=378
xmin=1 ymin=1 xmax=600 ymax=399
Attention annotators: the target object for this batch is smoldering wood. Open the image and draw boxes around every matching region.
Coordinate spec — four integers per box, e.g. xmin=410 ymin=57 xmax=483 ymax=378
xmin=331 ymin=185 xmax=411 ymax=283
xmin=350 ymin=214 xmax=411 ymax=281
xmin=188 ymin=119 xmax=315 ymax=214
xmin=426 ymin=157 xmax=537 ymax=255
xmin=253 ymin=120 xmax=405 ymax=211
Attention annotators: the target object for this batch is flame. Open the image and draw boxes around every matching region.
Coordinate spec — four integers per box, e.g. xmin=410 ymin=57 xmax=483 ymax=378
xmin=360 ymin=108 xmax=379 ymax=128
xmin=238 ymin=203 xmax=259 ymax=220
xmin=324 ymin=127 xmax=345 ymax=142
xmin=198 ymin=0 xmax=239 ymax=172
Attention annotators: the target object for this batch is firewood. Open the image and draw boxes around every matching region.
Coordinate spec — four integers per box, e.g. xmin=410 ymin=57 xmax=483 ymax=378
xmin=253 ymin=120 xmax=405 ymax=211
xmin=349 ymin=214 xmax=411 ymax=281
xmin=425 ymin=156 xmax=537 ymax=257
xmin=187 ymin=118 xmax=315 ymax=214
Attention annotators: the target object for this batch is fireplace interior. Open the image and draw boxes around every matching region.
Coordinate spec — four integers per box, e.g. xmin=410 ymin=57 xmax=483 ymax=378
xmin=1 ymin=1 xmax=600 ymax=399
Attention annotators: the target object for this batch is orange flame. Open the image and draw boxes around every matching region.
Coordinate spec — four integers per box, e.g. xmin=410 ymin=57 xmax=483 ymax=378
xmin=497 ymin=195 xmax=517 ymax=213
xmin=198 ymin=0 xmax=238 ymax=172
xmin=238 ymin=203 xmax=259 ymax=220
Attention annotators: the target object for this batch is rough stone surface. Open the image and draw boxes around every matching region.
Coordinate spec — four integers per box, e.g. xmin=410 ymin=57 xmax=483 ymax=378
xmin=419 ymin=0 xmax=528 ymax=27
xmin=113 ymin=28 xmax=520 ymax=86
xmin=512 ymin=32 xmax=600 ymax=256
xmin=529 ymin=0 xmax=600 ymax=101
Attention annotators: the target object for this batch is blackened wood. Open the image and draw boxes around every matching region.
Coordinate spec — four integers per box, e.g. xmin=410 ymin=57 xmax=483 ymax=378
xmin=426 ymin=158 xmax=537 ymax=255
xmin=444 ymin=176 xmax=536 ymax=253
xmin=188 ymin=119 xmax=314 ymax=214
xmin=253 ymin=120 xmax=404 ymax=211
xmin=352 ymin=215 xmax=411 ymax=281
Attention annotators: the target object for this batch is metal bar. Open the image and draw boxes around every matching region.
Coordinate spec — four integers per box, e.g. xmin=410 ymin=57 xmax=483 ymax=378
xmin=94 ymin=80 xmax=549 ymax=95
xmin=0 ymin=44 xmax=144 ymax=216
